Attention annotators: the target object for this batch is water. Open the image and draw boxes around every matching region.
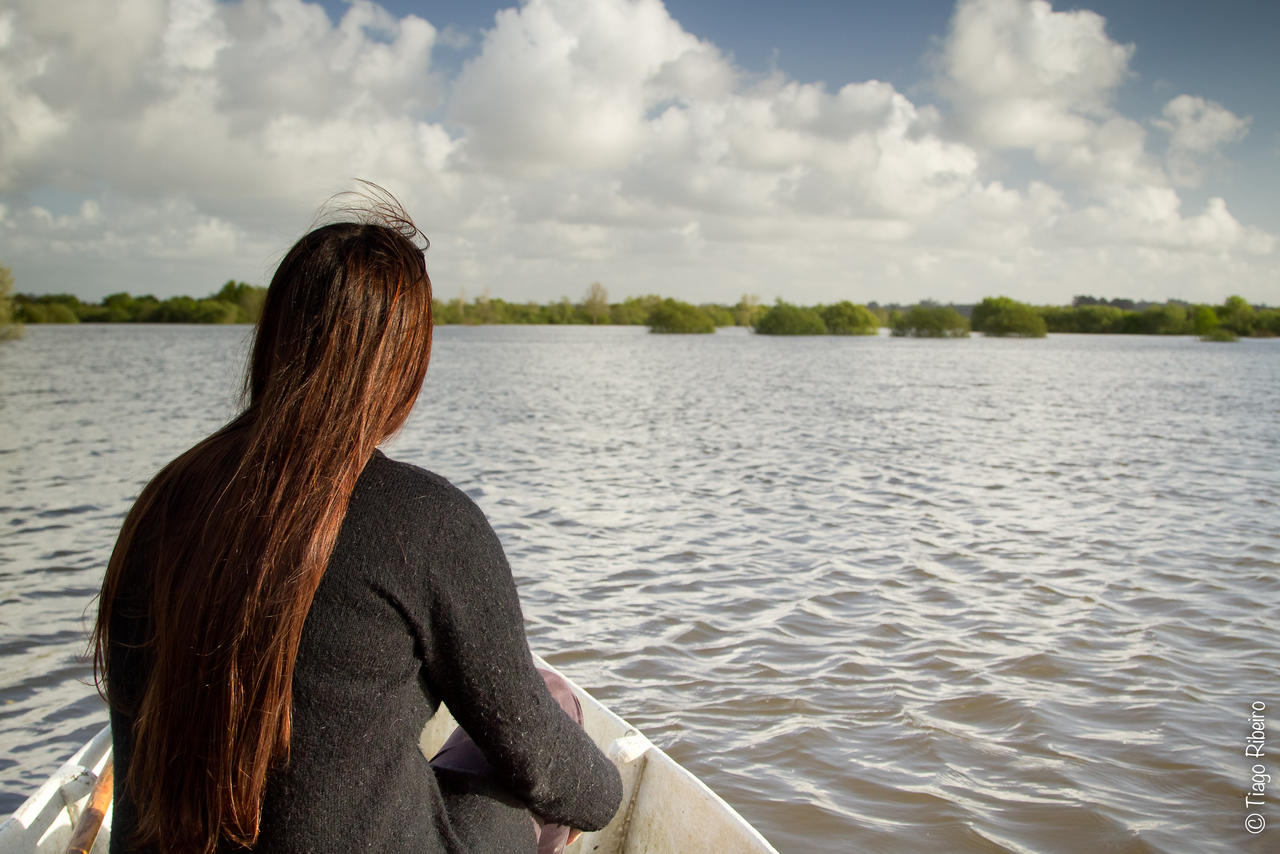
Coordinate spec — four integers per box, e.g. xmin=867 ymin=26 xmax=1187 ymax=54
xmin=2 ymin=325 xmax=1277 ymax=853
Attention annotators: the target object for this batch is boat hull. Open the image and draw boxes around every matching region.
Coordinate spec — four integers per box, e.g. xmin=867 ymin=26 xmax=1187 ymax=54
xmin=0 ymin=728 xmax=111 ymax=854
xmin=3 ymin=657 xmax=778 ymax=854
xmin=422 ymin=656 xmax=779 ymax=853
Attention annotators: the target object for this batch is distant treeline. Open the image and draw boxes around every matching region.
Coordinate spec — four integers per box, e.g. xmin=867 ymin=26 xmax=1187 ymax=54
xmin=682 ymin=294 xmax=1277 ymax=339
xmin=5 ymin=275 xmax=1277 ymax=341
xmin=1035 ymin=297 xmax=1276 ymax=337
xmin=13 ymin=281 xmax=267 ymax=324
xmin=430 ymin=289 xmax=762 ymax=329
xmin=972 ymin=295 xmax=1278 ymax=340
xmin=8 ymin=283 xmax=750 ymax=328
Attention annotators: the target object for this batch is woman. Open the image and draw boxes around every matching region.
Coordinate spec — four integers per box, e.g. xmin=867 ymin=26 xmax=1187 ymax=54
xmin=94 ymin=193 xmax=622 ymax=853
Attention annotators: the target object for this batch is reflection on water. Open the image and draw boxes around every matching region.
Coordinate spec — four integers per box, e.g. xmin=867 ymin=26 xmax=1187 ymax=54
xmin=2 ymin=325 xmax=1277 ymax=853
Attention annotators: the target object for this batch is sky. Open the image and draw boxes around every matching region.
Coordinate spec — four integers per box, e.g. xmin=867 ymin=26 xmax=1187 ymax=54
xmin=1 ymin=0 xmax=1277 ymax=306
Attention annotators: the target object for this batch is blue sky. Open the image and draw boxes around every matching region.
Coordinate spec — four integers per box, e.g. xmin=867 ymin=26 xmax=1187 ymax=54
xmin=1 ymin=0 xmax=1276 ymax=306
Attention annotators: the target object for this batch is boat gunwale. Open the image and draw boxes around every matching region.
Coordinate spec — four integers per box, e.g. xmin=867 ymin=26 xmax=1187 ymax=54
xmin=2 ymin=658 xmax=779 ymax=854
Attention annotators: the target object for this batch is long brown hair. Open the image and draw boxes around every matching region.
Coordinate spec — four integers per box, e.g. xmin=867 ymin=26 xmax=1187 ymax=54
xmin=93 ymin=191 xmax=433 ymax=853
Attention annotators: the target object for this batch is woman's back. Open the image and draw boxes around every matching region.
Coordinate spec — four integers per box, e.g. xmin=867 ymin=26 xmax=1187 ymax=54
xmin=108 ymin=452 xmax=621 ymax=852
xmin=97 ymin=195 xmax=620 ymax=853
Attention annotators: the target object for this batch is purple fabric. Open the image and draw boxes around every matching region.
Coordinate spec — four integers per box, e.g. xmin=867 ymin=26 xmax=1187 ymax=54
xmin=429 ymin=668 xmax=587 ymax=854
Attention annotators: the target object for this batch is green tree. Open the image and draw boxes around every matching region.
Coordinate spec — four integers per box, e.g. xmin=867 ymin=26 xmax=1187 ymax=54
xmin=132 ymin=295 xmax=162 ymax=322
xmin=546 ymin=296 xmax=582 ymax=324
xmin=610 ymin=295 xmax=660 ymax=325
xmin=646 ymin=298 xmax=715 ymax=333
xmin=733 ymin=294 xmax=761 ymax=327
xmin=510 ymin=300 xmax=551 ymax=323
xmin=213 ymin=280 xmax=267 ymax=323
xmin=432 ymin=297 xmax=460 ymax=324
xmin=454 ymin=289 xmax=469 ymax=324
xmin=890 ymin=304 xmax=969 ymax=338
xmin=819 ymin=301 xmax=878 ymax=335
xmin=1131 ymin=303 xmax=1190 ymax=335
xmin=472 ymin=289 xmax=499 ymax=324
xmin=1254 ymin=308 xmax=1280 ymax=337
xmin=754 ymin=301 xmax=828 ymax=335
xmin=44 ymin=302 xmax=79 ymax=323
xmin=1 ymin=264 xmax=23 ymax=340
xmin=1039 ymin=304 xmax=1127 ymax=333
xmin=196 ymin=299 xmax=240 ymax=323
xmin=153 ymin=296 xmax=199 ymax=322
xmin=699 ymin=303 xmax=736 ymax=327
xmin=99 ymin=292 xmax=137 ymax=322
xmin=583 ymin=282 xmax=609 ymax=324
xmin=15 ymin=294 xmax=81 ymax=323
xmin=146 ymin=295 xmax=236 ymax=323
xmin=971 ymin=296 xmax=1047 ymax=337
xmin=1191 ymin=305 xmax=1220 ymax=336
xmin=865 ymin=304 xmax=890 ymax=327
xmin=1217 ymin=295 xmax=1256 ymax=336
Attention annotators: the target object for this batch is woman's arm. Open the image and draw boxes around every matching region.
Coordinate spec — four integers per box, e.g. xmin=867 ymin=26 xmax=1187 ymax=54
xmin=399 ymin=471 xmax=623 ymax=830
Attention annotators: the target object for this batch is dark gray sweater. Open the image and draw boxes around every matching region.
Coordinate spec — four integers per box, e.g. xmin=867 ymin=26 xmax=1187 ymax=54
xmin=108 ymin=451 xmax=622 ymax=852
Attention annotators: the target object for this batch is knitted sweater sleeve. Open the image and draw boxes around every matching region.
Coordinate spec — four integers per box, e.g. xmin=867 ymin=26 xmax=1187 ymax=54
xmin=393 ymin=466 xmax=623 ymax=831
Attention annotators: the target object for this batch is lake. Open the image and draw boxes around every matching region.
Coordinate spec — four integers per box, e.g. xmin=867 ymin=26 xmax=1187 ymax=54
xmin=2 ymin=324 xmax=1277 ymax=852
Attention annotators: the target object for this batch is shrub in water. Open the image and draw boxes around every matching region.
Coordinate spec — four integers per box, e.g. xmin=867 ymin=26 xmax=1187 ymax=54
xmin=890 ymin=304 xmax=969 ymax=338
xmin=647 ymin=298 xmax=716 ymax=334
xmin=970 ymin=296 xmax=1047 ymax=337
xmin=754 ymin=301 xmax=828 ymax=335
xmin=819 ymin=301 xmax=879 ymax=335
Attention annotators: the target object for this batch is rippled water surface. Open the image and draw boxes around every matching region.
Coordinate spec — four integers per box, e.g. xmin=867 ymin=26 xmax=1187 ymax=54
xmin=2 ymin=325 xmax=1278 ymax=853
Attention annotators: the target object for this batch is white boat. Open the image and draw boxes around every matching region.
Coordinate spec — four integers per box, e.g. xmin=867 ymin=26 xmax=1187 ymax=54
xmin=1 ymin=658 xmax=779 ymax=854
xmin=0 ymin=727 xmax=111 ymax=854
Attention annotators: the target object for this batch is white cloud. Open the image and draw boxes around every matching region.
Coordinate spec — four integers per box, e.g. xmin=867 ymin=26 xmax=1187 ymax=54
xmin=1156 ymin=95 xmax=1251 ymax=155
xmin=12 ymin=0 xmax=168 ymax=92
xmin=938 ymin=0 xmax=1132 ymax=150
xmin=0 ymin=194 xmax=265 ymax=302
xmin=1154 ymin=95 xmax=1250 ymax=186
xmin=1060 ymin=187 xmax=1274 ymax=256
xmin=1039 ymin=116 xmax=1165 ymax=188
xmin=450 ymin=0 xmax=724 ymax=173
xmin=163 ymin=0 xmax=229 ymax=71
xmin=0 ymin=0 xmax=1274 ymax=306
xmin=931 ymin=0 xmax=1272 ymax=295
xmin=2 ymin=0 xmax=456 ymax=223
xmin=936 ymin=0 xmax=1165 ymax=194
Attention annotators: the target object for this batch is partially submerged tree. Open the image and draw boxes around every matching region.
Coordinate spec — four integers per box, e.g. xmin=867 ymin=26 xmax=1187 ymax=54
xmin=611 ymin=295 xmax=661 ymax=325
xmin=647 ymin=298 xmax=715 ymax=333
xmin=890 ymin=304 xmax=970 ymax=338
xmin=970 ymin=296 xmax=1046 ymax=337
xmin=583 ymin=282 xmax=609 ymax=324
xmin=734 ymin=294 xmax=763 ymax=327
xmin=1217 ymin=295 xmax=1256 ymax=336
xmin=754 ymin=301 xmax=827 ymax=335
xmin=0 ymin=264 xmax=22 ymax=340
xmin=700 ymin=303 xmax=736 ymax=327
xmin=1191 ymin=305 xmax=1220 ymax=336
xmin=819 ymin=301 xmax=879 ymax=335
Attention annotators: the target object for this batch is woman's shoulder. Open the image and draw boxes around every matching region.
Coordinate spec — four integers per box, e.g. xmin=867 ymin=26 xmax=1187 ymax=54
xmin=356 ymin=450 xmax=491 ymax=529
xmin=345 ymin=452 xmax=512 ymax=601
xmin=362 ymin=449 xmax=452 ymax=493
